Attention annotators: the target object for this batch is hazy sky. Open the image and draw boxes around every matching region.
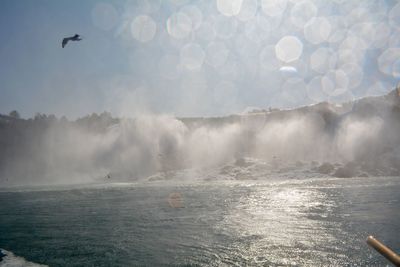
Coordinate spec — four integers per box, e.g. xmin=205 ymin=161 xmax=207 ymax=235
xmin=0 ymin=0 xmax=399 ymax=118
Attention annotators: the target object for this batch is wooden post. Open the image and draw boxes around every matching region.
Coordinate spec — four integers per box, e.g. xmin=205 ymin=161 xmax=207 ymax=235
xmin=367 ymin=236 xmax=400 ymax=266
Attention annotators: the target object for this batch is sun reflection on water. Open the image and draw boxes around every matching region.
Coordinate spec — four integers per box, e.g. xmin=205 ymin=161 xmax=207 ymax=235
xmin=215 ymin=184 xmax=347 ymax=265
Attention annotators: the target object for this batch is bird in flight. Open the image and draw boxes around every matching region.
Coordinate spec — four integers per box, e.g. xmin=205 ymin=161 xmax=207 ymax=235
xmin=62 ymin=34 xmax=82 ymax=48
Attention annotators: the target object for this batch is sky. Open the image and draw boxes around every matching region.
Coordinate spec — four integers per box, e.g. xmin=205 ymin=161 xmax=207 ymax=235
xmin=0 ymin=0 xmax=399 ymax=119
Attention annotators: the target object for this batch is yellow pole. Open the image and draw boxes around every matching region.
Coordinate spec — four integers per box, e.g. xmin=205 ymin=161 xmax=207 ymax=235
xmin=367 ymin=236 xmax=400 ymax=266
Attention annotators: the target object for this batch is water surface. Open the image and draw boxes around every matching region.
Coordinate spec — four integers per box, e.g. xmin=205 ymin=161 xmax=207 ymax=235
xmin=0 ymin=177 xmax=399 ymax=266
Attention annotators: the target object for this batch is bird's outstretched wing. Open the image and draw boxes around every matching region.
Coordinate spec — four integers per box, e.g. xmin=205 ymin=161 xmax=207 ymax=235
xmin=62 ymin=38 xmax=69 ymax=48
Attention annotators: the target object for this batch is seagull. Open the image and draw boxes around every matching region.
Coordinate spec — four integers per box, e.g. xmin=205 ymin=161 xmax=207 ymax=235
xmin=62 ymin=34 xmax=82 ymax=48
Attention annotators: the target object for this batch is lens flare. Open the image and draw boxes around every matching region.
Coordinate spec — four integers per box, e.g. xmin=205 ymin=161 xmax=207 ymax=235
xmin=180 ymin=43 xmax=206 ymax=70
xmin=275 ymin=36 xmax=303 ymax=63
xmin=92 ymin=2 xmax=119 ymax=31
xmin=131 ymin=15 xmax=157 ymax=43
xmin=290 ymin=0 xmax=318 ymax=28
xmin=167 ymin=12 xmax=192 ymax=39
xmin=217 ymin=0 xmax=243 ymax=17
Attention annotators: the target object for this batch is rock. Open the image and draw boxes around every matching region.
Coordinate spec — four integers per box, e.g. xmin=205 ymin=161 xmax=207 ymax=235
xmin=311 ymin=161 xmax=319 ymax=167
xmin=333 ymin=162 xmax=358 ymax=178
xmin=235 ymin=157 xmax=252 ymax=167
xmin=295 ymin=161 xmax=304 ymax=167
xmin=0 ymin=249 xmax=7 ymax=262
xmin=316 ymin=162 xmax=335 ymax=174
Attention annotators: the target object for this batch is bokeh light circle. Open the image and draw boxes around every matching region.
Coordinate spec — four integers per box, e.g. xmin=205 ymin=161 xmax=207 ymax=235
xmin=275 ymin=36 xmax=303 ymax=63
xmin=180 ymin=43 xmax=206 ymax=70
xmin=340 ymin=63 xmax=364 ymax=89
xmin=214 ymin=15 xmax=238 ymax=39
xmin=260 ymin=45 xmax=281 ymax=71
xmin=195 ymin=21 xmax=216 ymax=42
xmin=244 ymin=15 xmax=271 ymax=44
xmin=290 ymin=1 xmax=318 ymax=28
xmin=92 ymin=2 xmax=119 ymax=31
xmin=307 ymin=76 xmax=328 ymax=103
xmin=304 ymin=17 xmax=331 ymax=44
xmin=310 ymin=47 xmax=337 ymax=74
xmin=321 ymin=70 xmax=349 ymax=96
xmin=180 ymin=5 xmax=203 ymax=30
xmin=206 ymin=41 xmax=230 ymax=68
xmin=327 ymin=16 xmax=347 ymax=44
xmin=131 ymin=15 xmax=157 ymax=43
xmin=217 ymin=0 xmax=243 ymax=17
xmin=167 ymin=12 xmax=192 ymax=39
xmin=158 ymin=54 xmax=180 ymax=80
xmin=237 ymin=0 xmax=258 ymax=21
xmin=393 ymin=59 xmax=400 ymax=78
xmin=261 ymin=0 xmax=288 ymax=17
xmin=371 ymin=23 xmax=391 ymax=49
xmin=378 ymin=48 xmax=400 ymax=77
xmin=389 ymin=3 xmax=400 ymax=30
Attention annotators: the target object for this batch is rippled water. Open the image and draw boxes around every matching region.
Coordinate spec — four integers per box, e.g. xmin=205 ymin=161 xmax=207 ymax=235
xmin=0 ymin=177 xmax=399 ymax=266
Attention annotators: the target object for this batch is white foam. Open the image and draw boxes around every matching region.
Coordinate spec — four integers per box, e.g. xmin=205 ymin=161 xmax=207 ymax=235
xmin=0 ymin=249 xmax=48 ymax=267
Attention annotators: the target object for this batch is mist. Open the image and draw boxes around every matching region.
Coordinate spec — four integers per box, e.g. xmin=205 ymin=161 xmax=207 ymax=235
xmin=1 ymin=89 xmax=399 ymax=186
